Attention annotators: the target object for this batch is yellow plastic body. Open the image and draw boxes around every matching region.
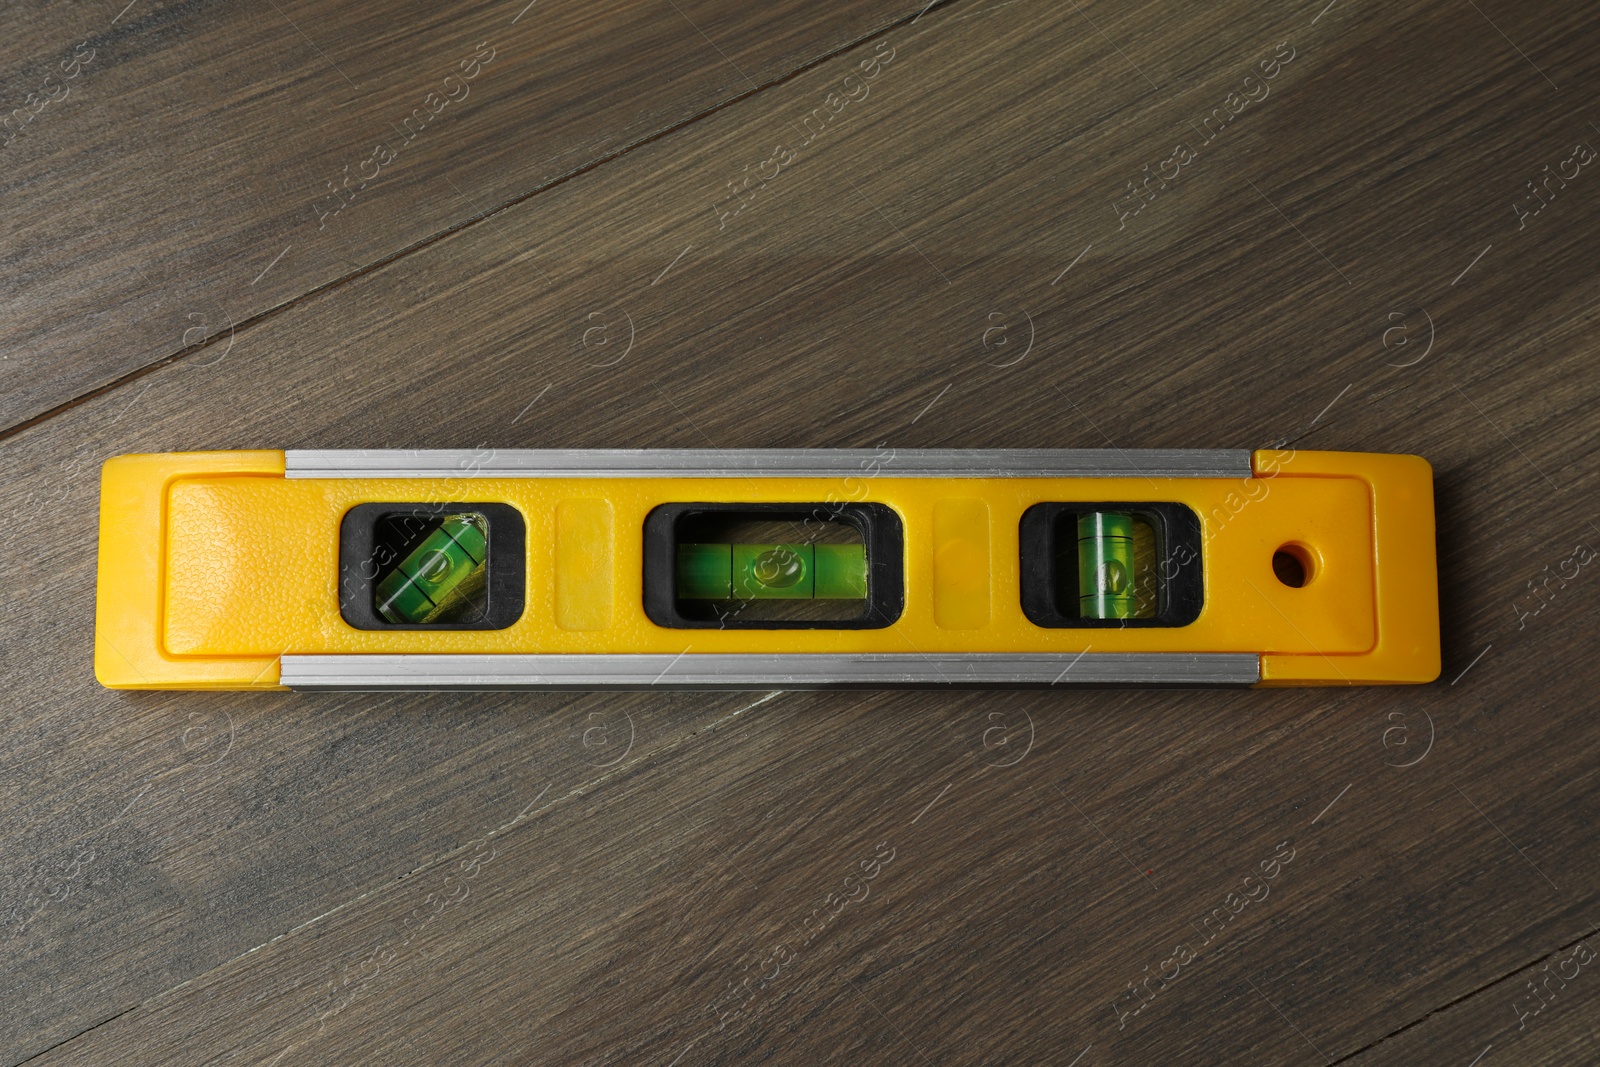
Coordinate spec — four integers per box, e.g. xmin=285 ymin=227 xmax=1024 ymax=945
xmin=94 ymin=449 xmax=1440 ymax=689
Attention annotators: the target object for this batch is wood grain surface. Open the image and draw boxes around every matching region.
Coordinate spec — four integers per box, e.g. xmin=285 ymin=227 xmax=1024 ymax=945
xmin=2 ymin=0 xmax=1598 ymax=1063
xmin=0 ymin=0 xmax=935 ymax=430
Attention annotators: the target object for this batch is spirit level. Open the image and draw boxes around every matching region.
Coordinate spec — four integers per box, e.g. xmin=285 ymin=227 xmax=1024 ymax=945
xmin=94 ymin=448 xmax=1439 ymax=691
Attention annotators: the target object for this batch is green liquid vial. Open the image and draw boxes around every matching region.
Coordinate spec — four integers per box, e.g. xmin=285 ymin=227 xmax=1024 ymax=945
xmin=675 ymin=543 xmax=866 ymax=600
xmin=1078 ymin=511 xmax=1137 ymax=619
xmin=375 ymin=515 xmax=488 ymax=624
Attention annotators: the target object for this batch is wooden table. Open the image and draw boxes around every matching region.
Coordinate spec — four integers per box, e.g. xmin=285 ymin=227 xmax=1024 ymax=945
xmin=3 ymin=0 xmax=1596 ymax=1062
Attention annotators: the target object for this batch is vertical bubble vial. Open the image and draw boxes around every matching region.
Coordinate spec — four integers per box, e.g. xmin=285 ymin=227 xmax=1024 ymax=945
xmin=1077 ymin=511 xmax=1137 ymax=619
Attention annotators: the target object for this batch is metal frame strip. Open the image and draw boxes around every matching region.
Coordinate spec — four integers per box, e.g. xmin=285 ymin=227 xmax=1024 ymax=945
xmin=279 ymin=652 xmax=1260 ymax=689
xmin=284 ymin=448 xmax=1252 ymax=480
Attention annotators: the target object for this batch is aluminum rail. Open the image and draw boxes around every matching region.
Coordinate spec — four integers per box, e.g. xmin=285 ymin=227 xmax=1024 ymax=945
xmin=284 ymin=448 xmax=1252 ymax=480
xmin=280 ymin=652 xmax=1261 ymax=690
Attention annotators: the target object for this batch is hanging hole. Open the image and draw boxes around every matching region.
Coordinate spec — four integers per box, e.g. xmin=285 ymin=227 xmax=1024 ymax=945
xmin=1272 ymin=543 xmax=1314 ymax=588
